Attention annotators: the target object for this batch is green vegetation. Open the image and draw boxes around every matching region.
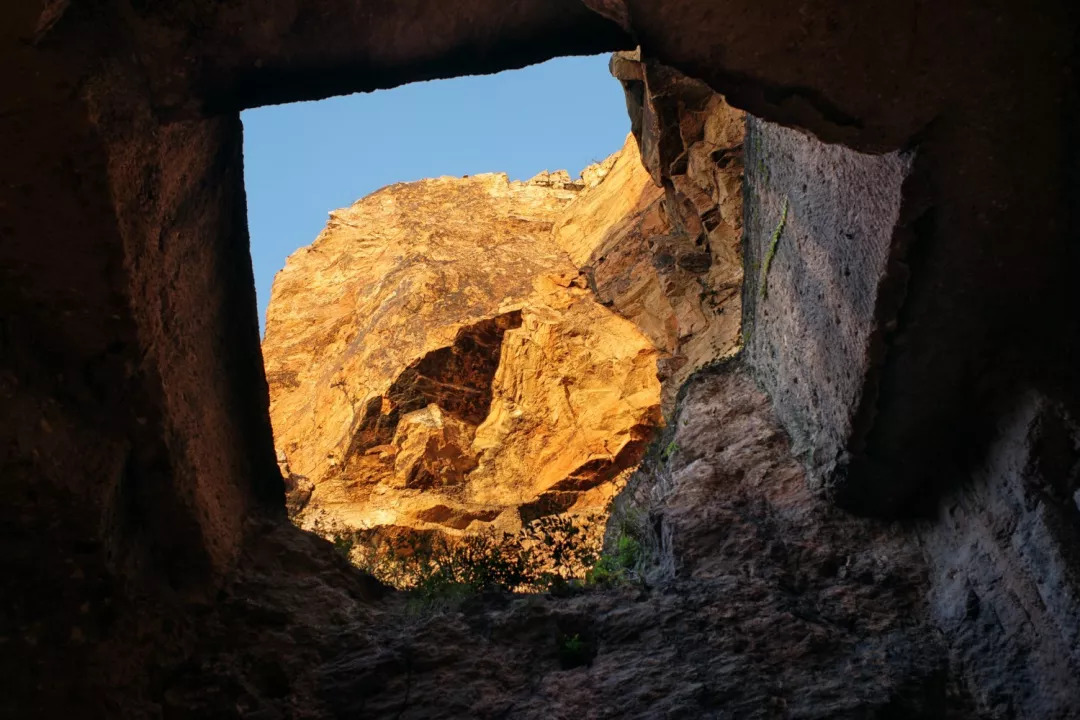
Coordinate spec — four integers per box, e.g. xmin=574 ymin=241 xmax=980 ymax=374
xmin=751 ymin=127 xmax=768 ymax=179
xmin=312 ymin=514 xmax=604 ymax=603
xmin=310 ymin=420 xmax=702 ymax=604
xmin=311 ymin=498 xmax=671 ymax=605
xmin=330 ymin=532 xmax=357 ymax=559
xmin=557 ymin=632 xmax=592 ymax=669
xmin=759 ymin=196 xmax=789 ymax=300
xmin=586 ymin=531 xmax=644 ymax=587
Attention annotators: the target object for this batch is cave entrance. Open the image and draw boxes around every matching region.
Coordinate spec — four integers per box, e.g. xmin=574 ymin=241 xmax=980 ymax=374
xmin=242 ymin=53 xmax=745 ymax=590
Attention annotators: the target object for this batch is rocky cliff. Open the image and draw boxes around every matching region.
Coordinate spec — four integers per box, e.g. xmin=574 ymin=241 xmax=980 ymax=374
xmin=553 ymin=73 xmax=745 ymax=408
xmin=5 ymin=0 xmax=1079 ymax=716
xmin=262 ymin=59 xmax=748 ymax=544
xmin=262 ymin=94 xmax=750 ymax=542
xmin=263 ymin=164 xmax=672 ymax=539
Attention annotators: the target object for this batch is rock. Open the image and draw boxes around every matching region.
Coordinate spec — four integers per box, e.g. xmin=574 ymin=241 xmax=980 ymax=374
xmin=161 ymin=364 xmax=963 ymax=719
xmin=918 ymin=392 xmax=1080 ymax=718
xmin=283 ymin=473 xmax=315 ymax=516
xmin=741 ymin=115 xmax=915 ymax=507
xmin=263 ymin=124 xmax=747 ymax=539
xmin=553 ymin=71 xmax=746 ymax=410
xmin=262 ymin=171 xmax=662 ymax=538
xmin=4 ymin=0 xmax=1079 ymax=715
xmin=391 ymin=405 xmax=479 ymax=489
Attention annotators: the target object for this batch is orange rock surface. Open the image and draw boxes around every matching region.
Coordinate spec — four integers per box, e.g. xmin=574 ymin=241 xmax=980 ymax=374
xmin=559 ymin=62 xmax=746 ymax=408
xmin=264 ymin=115 xmax=744 ymax=538
xmin=263 ymin=168 xmax=662 ymax=536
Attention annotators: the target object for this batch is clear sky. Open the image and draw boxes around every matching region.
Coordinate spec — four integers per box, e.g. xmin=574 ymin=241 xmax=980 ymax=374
xmin=242 ymin=54 xmax=630 ymax=332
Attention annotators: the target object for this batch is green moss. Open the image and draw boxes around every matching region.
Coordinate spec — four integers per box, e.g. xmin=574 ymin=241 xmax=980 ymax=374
xmin=759 ymin=197 xmax=789 ymax=300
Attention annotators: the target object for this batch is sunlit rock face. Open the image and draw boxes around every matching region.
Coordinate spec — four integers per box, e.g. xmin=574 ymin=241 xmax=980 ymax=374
xmin=556 ymin=61 xmax=746 ymax=409
xmin=263 ymin=169 xmax=663 ymax=536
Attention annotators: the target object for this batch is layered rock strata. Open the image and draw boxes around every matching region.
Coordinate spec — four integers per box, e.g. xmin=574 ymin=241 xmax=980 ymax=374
xmin=263 ymin=171 xmax=663 ymax=536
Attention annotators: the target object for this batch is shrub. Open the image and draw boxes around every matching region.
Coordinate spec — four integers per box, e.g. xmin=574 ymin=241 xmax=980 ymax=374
xmin=596 ymin=422 xmax=686 ymax=586
xmin=330 ymin=532 xmax=356 ymax=559
xmin=557 ymin=632 xmax=592 ymax=669
xmin=310 ymin=493 xmax=673 ymax=603
xmin=355 ymin=527 xmax=535 ymax=596
xmin=311 ymin=513 xmax=606 ymax=601
xmin=519 ymin=514 xmax=601 ymax=587
xmin=586 ymin=518 xmax=646 ymax=587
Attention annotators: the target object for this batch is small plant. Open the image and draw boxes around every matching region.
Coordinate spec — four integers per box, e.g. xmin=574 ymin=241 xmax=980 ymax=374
xmin=311 ymin=513 xmax=606 ymax=604
xmin=310 ymin=516 xmax=358 ymax=560
xmin=759 ymin=196 xmax=789 ymax=301
xmin=331 ymin=532 xmax=356 ymax=559
xmin=557 ymin=632 xmax=592 ymax=669
xmin=660 ymin=440 xmax=679 ymax=462
xmin=357 ymin=527 xmax=539 ymax=598
xmin=586 ymin=527 xmax=645 ymax=588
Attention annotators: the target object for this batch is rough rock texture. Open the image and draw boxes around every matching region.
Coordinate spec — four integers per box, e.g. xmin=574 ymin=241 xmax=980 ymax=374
xmin=919 ymin=392 xmax=1080 ymax=718
xmin=263 ymin=172 xmax=662 ymax=536
xmin=4 ymin=0 xmax=1079 ymax=715
xmin=742 ymin=116 xmax=916 ymax=506
xmin=553 ymin=88 xmax=745 ymax=410
xmin=3 ymin=17 xmax=630 ymax=708
xmin=161 ymin=365 xmax=965 ymax=719
xmin=737 ymin=78 xmax=1080 ymax=718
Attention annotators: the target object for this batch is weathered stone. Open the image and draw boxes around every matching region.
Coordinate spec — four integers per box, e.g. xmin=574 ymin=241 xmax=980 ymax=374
xmin=3 ymin=0 xmax=1079 ymax=715
xmin=391 ymin=405 xmax=479 ymax=490
xmin=159 ymin=364 xmax=964 ymax=719
xmin=919 ymin=392 xmax=1080 ymax=718
xmin=553 ymin=126 xmax=744 ymax=410
xmin=741 ymin=116 xmax=916 ymax=508
xmin=263 ymin=171 xmax=662 ymax=537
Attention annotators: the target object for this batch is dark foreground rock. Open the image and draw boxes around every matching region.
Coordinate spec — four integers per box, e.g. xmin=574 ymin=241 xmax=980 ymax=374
xmin=162 ymin=365 xmax=971 ymax=719
xmin=3 ymin=0 xmax=1079 ymax=715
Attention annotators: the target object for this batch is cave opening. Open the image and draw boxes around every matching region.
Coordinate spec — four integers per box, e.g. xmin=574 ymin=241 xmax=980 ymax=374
xmin=241 ymin=53 xmax=746 ymax=590
xmin=8 ymin=2 xmax=1080 ymax=715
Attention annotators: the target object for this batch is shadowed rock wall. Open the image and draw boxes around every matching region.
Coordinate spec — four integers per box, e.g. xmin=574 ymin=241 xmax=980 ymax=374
xmin=741 ymin=117 xmax=916 ymax=507
xmin=3 ymin=0 xmax=1079 ymax=715
xmin=737 ymin=110 xmax=1080 ymax=717
xmin=1 ymin=3 xmax=629 ymax=713
xmin=919 ymin=392 xmax=1080 ymax=717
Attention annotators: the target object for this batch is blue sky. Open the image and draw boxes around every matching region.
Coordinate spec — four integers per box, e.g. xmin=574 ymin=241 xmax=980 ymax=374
xmin=242 ymin=54 xmax=630 ymax=332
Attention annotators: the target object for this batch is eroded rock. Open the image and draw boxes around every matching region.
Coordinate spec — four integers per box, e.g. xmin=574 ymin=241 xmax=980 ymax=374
xmin=5 ymin=0 xmax=1079 ymax=713
xmin=162 ymin=364 xmax=963 ymax=719
xmin=263 ymin=170 xmax=663 ymax=537
xmin=553 ymin=92 xmax=745 ymax=409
